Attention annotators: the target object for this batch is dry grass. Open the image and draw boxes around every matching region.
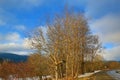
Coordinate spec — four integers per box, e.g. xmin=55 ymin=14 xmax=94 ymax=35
xmin=93 ymin=71 xmax=115 ymax=80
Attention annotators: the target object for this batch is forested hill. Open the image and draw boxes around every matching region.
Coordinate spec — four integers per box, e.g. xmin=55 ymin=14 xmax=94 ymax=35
xmin=0 ymin=53 xmax=28 ymax=63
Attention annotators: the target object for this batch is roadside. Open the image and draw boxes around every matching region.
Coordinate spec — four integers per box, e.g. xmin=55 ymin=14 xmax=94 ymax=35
xmin=78 ymin=70 xmax=101 ymax=80
xmin=93 ymin=71 xmax=115 ymax=80
xmin=107 ymin=70 xmax=120 ymax=80
xmin=78 ymin=71 xmax=115 ymax=80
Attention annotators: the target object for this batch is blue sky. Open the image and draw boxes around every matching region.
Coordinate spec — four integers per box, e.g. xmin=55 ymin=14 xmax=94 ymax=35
xmin=0 ymin=0 xmax=120 ymax=61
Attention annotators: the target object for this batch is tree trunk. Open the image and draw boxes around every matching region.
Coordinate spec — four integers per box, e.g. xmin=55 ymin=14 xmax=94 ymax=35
xmin=66 ymin=55 xmax=69 ymax=80
xmin=39 ymin=76 xmax=42 ymax=80
xmin=81 ymin=54 xmax=84 ymax=74
xmin=55 ymin=65 xmax=58 ymax=80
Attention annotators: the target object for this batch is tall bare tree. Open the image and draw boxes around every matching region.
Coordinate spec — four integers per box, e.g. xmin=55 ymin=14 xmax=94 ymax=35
xmin=29 ymin=11 xmax=101 ymax=80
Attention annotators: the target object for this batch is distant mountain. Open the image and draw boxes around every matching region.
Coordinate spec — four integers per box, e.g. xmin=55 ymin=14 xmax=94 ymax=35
xmin=0 ymin=52 xmax=28 ymax=63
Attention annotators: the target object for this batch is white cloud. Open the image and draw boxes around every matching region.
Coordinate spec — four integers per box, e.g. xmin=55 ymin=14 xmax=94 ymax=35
xmin=0 ymin=32 xmax=20 ymax=42
xmin=5 ymin=32 xmax=21 ymax=42
xmin=8 ymin=51 xmax=34 ymax=55
xmin=0 ymin=42 xmax=32 ymax=54
xmin=85 ymin=0 xmax=120 ymax=18
xmin=103 ymin=45 xmax=120 ymax=61
xmin=90 ymin=14 xmax=120 ymax=61
xmin=0 ymin=0 xmax=44 ymax=27
xmin=0 ymin=0 xmax=44 ymax=10
xmin=15 ymin=25 xmax=26 ymax=31
xmin=85 ymin=0 xmax=120 ymax=61
xmin=0 ymin=32 xmax=33 ymax=55
xmin=0 ymin=39 xmax=32 ymax=55
xmin=90 ymin=14 xmax=120 ymax=44
xmin=104 ymin=32 xmax=120 ymax=44
xmin=0 ymin=7 xmax=17 ymax=27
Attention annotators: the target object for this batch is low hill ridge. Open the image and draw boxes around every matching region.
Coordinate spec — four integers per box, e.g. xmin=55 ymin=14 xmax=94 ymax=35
xmin=0 ymin=52 xmax=28 ymax=63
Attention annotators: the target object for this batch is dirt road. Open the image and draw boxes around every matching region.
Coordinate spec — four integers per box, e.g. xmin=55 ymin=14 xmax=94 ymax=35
xmin=94 ymin=71 xmax=115 ymax=80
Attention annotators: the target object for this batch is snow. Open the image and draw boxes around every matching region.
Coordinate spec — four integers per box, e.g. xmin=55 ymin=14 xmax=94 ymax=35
xmin=0 ymin=71 xmax=102 ymax=80
xmin=0 ymin=77 xmax=40 ymax=80
xmin=0 ymin=75 xmax=52 ymax=80
xmin=78 ymin=73 xmax=94 ymax=78
xmin=78 ymin=70 xmax=101 ymax=78
xmin=107 ymin=70 xmax=120 ymax=80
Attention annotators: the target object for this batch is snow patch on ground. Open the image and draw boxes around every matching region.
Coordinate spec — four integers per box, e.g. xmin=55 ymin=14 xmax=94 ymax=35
xmin=78 ymin=70 xmax=101 ymax=78
xmin=0 ymin=76 xmax=52 ymax=80
xmin=0 ymin=71 xmax=101 ymax=80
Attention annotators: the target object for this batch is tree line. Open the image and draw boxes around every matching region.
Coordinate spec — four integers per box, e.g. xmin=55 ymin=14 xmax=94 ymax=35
xmin=0 ymin=57 xmax=120 ymax=80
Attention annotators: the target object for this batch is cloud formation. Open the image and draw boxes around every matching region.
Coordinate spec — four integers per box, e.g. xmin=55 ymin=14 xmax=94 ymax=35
xmin=85 ymin=0 xmax=120 ymax=60
xmin=0 ymin=32 xmax=32 ymax=55
xmin=85 ymin=0 xmax=120 ymax=18
xmin=103 ymin=45 xmax=120 ymax=61
xmin=91 ymin=14 xmax=120 ymax=44
xmin=0 ymin=32 xmax=20 ymax=42
xmin=15 ymin=25 xmax=26 ymax=31
xmin=90 ymin=14 xmax=120 ymax=60
xmin=0 ymin=0 xmax=44 ymax=9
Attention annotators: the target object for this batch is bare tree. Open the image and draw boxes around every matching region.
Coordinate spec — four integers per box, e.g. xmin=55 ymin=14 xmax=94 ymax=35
xmin=29 ymin=11 xmax=101 ymax=80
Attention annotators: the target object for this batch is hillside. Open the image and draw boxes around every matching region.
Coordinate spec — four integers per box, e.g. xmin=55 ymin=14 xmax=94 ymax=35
xmin=0 ymin=52 xmax=28 ymax=63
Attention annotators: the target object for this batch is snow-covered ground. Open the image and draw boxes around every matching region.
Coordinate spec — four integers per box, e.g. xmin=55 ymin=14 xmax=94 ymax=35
xmin=107 ymin=70 xmax=120 ymax=80
xmin=0 ymin=77 xmax=40 ymax=80
xmin=0 ymin=71 xmax=101 ymax=80
xmin=0 ymin=76 xmax=52 ymax=80
xmin=78 ymin=70 xmax=101 ymax=78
